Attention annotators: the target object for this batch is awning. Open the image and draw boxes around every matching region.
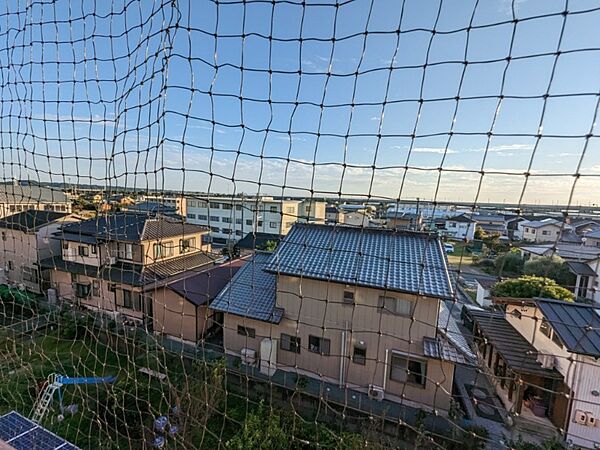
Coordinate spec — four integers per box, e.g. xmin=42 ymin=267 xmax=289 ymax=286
xmin=469 ymin=309 xmax=561 ymax=378
xmin=566 ymin=261 xmax=596 ymax=277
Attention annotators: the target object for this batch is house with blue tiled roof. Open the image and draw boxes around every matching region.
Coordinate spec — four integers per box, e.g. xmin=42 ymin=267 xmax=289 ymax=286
xmin=211 ymin=223 xmax=471 ymax=412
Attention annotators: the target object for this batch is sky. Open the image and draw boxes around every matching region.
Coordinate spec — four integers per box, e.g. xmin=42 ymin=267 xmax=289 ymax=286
xmin=0 ymin=0 xmax=599 ymax=205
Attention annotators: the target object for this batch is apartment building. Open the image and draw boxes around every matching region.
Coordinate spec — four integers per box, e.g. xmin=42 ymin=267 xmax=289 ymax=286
xmin=0 ymin=184 xmax=72 ymax=218
xmin=0 ymin=210 xmax=80 ymax=293
xmin=40 ymin=212 xmax=214 ymax=324
xmin=211 ymin=224 xmax=469 ymax=411
xmin=184 ymin=196 xmax=325 ymax=245
xmin=138 ymin=194 xmax=187 ymax=216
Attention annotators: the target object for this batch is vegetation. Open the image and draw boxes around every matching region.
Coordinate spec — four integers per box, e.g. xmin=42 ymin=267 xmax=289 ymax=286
xmin=503 ymin=435 xmax=565 ymax=450
xmin=490 ymin=275 xmax=574 ymax=301
xmin=523 ymin=256 xmax=575 ymax=288
xmin=259 ymin=240 xmax=279 ymax=252
xmin=494 ymin=250 xmax=524 ymax=276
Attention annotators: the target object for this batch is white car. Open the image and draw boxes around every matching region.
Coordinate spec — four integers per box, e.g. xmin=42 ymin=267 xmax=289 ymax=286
xmin=444 ymin=243 xmax=455 ymax=254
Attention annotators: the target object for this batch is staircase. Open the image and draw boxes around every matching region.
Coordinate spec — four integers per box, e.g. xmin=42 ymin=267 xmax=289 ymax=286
xmin=30 ymin=374 xmax=62 ymax=424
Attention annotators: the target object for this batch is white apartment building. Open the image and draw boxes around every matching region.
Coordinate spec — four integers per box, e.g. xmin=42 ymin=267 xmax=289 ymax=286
xmin=184 ymin=196 xmax=325 ymax=244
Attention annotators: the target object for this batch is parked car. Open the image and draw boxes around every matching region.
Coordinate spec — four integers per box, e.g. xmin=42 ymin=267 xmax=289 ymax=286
xmin=444 ymin=243 xmax=455 ymax=254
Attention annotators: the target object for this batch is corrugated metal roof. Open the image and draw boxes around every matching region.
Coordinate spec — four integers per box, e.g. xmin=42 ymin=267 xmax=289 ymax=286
xmin=469 ymin=308 xmax=561 ymax=377
xmin=265 ymin=223 xmax=453 ymax=299
xmin=0 ymin=210 xmax=70 ymax=232
xmin=536 ymin=298 xmax=600 ymax=358
xmin=211 ymin=252 xmax=283 ymax=323
xmin=423 ymin=337 xmax=471 ymax=365
xmin=0 ymin=185 xmax=68 ymax=203
xmin=566 ymin=261 xmax=596 ymax=277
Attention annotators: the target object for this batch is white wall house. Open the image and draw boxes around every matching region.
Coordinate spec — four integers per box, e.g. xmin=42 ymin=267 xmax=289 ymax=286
xmin=521 ymin=219 xmax=564 ymax=243
xmin=444 ymin=214 xmax=476 ymax=241
xmin=505 ymin=299 xmax=600 ymax=449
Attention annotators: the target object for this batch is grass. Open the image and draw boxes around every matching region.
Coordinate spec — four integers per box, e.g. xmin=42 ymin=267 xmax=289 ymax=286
xmin=446 ymin=241 xmax=476 ymax=267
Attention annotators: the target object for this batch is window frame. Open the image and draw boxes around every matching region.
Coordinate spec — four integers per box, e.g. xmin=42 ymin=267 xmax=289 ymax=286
xmin=389 ymin=353 xmax=427 ymax=387
xmin=343 ymin=290 xmax=355 ymax=304
xmin=308 ymin=335 xmax=331 ymax=356
xmin=353 ymin=346 xmax=367 ymax=365
xmin=237 ymin=325 xmax=256 ymax=339
xmin=280 ymin=333 xmax=301 ymax=354
xmin=380 ymin=296 xmax=415 ymax=317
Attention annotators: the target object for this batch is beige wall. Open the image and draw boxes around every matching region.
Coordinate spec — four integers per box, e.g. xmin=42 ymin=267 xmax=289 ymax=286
xmin=522 ymin=224 xmax=561 ymax=243
xmin=51 ymin=270 xmax=144 ymax=319
xmin=141 ymin=231 xmax=210 ymax=265
xmin=0 ymin=229 xmax=39 ymax=291
xmin=152 ymin=287 xmax=212 ymax=342
xmin=219 ymin=276 xmax=453 ymax=410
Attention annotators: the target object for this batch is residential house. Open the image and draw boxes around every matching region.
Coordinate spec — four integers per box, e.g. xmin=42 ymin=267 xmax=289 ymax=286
xmin=521 ymin=219 xmax=564 ymax=243
xmin=444 ymin=214 xmax=476 ymax=241
xmin=152 ymin=258 xmax=247 ymax=343
xmin=490 ymin=298 xmax=600 ymax=449
xmin=185 ymin=196 xmax=325 ymax=245
xmin=472 ymin=214 xmax=507 ymax=236
xmin=583 ymin=229 xmax=600 ymax=248
xmin=0 ymin=184 xmax=72 ymax=218
xmin=385 ymin=211 xmax=423 ymax=231
xmin=234 ymin=232 xmax=282 ymax=256
xmin=40 ymin=213 xmax=215 ymax=325
xmin=211 ymin=224 xmax=470 ymax=412
xmin=338 ymin=204 xmax=374 ymax=227
xmin=325 ymin=206 xmax=342 ymax=224
xmin=474 ymin=278 xmax=497 ymax=308
xmin=0 ymin=210 xmax=80 ymax=293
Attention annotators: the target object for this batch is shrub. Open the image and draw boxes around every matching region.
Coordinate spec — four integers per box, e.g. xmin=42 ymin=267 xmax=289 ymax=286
xmin=490 ymin=276 xmax=574 ymax=301
xmin=523 ymin=256 xmax=575 ymax=288
xmin=494 ymin=251 xmax=524 ymax=275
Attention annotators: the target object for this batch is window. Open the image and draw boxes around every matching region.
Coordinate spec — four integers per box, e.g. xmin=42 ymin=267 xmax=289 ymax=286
xmin=92 ymin=280 xmax=100 ymax=297
xmin=236 ymin=205 xmax=242 ymax=211
xmin=380 ymin=296 xmax=414 ymax=316
xmin=198 ymin=214 xmax=208 ymax=221
xmin=269 ymin=206 xmax=278 ymax=213
xmin=510 ymin=309 xmax=522 ymax=320
xmin=257 ymin=221 xmax=263 ymax=227
xmin=210 ymin=226 xmax=219 ymax=233
xmin=343 ymin=290 xmax=355 ymax=304
xmin=222 ymin=204 xmax=232 ymax=210
xmin=551 ymin=330 xmax=563 ymax=348
xmin=75 ymin=283 xmax=91 ymax=299
xmin=286 ymin=206 xmax=295 ymax=214
xmin=78 ymin=245 xmax=89 ymax=257
xmin=118 ymin=243 xmax=133 ymax=260
xmin=235 ymin=230 xmax=243 ymax=236
xmin=120 ymin=289 xmax=142 ymax=311
xmin=23 ymin=267 xmax=39 ymax=284
xmin=222 ymin=217 xmax=232 ymax=223
xmin=539 ymin=318 xmax=552 ymax=338
xmin=222 ymin=228 xmax=231 ymax=234
xmin=542 ymin=230 xmax=549 ymax=236
xmin=237 ymin=325 xmax=256 ymax=338
xmin=71 ymin=272 xmax=78 ymax=283
xmin=269 ymin=222 xmax=278 ymax=229
xmin=209 ymin=216 xmax=220 ymax=222
xmin=390 ymin=354 xmax=426 ymax=387
xmin=353 ymin=346 xmax=366 ymax=365
xmin=246 ymin=219 xmax=252 ymax=226
xmin=188 ymin=200 xmax=196 ymax=207
xmin=280 ymin=334 xmax=301 ymax=353
xmin=235 ymin=218 xmax=242 ymax=225
xmin=179 ymin=237 xmax=196 ymax=254
xmin=91 ymin=245 xmax=97 ymax=255
xmin=308 ymin=335 xmax=331 ymax=355
xmin=209 ymin=202 xmax=220 ymax=209
xmin=108 ymin=283 xmax=116 ymax=292
xmin=6 ymin=261 xmax=13 ymax=271
xmin=187 ymin=213 xmax=196 ymax=219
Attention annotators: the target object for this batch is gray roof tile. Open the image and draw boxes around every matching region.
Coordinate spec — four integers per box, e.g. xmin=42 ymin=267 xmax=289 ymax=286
xmin=265 ymin=224 xmax=453 ymax=299
xmin=211 ymin=252 xmax=282 ymax=323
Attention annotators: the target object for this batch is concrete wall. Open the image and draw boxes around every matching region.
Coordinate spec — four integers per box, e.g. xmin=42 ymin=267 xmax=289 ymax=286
xmin=0 ymin=229 xmax=38 ymax=291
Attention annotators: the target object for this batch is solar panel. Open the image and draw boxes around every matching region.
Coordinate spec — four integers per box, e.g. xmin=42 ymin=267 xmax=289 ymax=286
xmin=0 ymin=411 xmax=80 ymax=450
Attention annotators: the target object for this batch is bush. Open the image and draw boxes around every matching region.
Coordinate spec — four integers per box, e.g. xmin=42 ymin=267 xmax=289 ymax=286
xmin=523 ymin=256 xmax=575 ymax=288
xmin=490 ymin=276 xmax=574 ymax=301
xmin=494 ymin=251 xmax=524 ymax=275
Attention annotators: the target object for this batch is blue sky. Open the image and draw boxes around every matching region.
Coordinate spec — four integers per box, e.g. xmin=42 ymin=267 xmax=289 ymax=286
xmin=1 ymin=0 xmax=599 ymax=204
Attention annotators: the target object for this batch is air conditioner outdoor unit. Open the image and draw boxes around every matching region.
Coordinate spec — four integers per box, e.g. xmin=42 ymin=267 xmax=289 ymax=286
xmin=368 ymin=385 xmax=385 ymax=401
xmin=240 ymin=348 xmax=257 ymax=365
xmin=537 ymin=354 xmax=555 ymax=369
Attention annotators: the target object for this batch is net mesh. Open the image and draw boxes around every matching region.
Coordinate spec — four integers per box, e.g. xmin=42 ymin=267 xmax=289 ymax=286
xmin=0 ymin=0 xmax=599 ymax=449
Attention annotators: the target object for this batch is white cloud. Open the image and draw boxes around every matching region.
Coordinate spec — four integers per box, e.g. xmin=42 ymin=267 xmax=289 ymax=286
xmin=412 ymin=147 xmax=457 ymax=154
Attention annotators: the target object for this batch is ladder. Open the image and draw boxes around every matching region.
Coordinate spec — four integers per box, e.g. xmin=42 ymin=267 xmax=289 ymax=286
xmin=30 ymin=374 xmax=62 ymax=424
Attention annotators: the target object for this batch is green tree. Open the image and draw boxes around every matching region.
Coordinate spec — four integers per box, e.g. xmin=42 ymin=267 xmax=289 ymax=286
xmin=523 ymin=256 xmax=575 ymax=287
xmin=226 ymin=403 xmax=288 ymax=450
xmin=474 ymin=226 xmax=486 ymax=240
xmin=490 ymin=275 xmax=574 ymax=301
xmin=262 ymin=240 xmax=278 ymax=252
xmin=494 ymin=250 xmax=524 ymax=276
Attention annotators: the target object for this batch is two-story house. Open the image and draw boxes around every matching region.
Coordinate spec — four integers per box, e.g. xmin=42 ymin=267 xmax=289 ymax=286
xmin=480 ymin=298 xmax=600 ymax=449
xmin=444 ymin=214 xmax=476 ymax=240
xmin=0 ymin=210 xmax=80 ymax=293
xmin=521 ymin=219 xmax=565 ymax=243
xmin=210 ymin=224 xmax=468 ymax=412
xmin=40 ymin=212 xmax=215 ymax=324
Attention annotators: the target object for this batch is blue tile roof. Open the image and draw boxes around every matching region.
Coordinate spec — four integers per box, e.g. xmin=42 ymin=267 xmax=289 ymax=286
xmin=211 ymin=252 xmax=282 ymax=323
xmin=264 ymin=224 xmax=453 ymax=299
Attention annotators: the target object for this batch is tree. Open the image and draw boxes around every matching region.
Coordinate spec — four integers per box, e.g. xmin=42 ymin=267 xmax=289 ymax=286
xmin=494 ymin=251 xmax=524 ymax=275
xmin=523 ymin=256 xmax=575 ymax=288
xmin=261 ymin=240 xmax=278 ymax=252
xmin=490 ymin=275 xmax=574 ymax=301
xmin=226 ymin=403 xmax=289 ymax=450
xmin=474 ymin=226 xmax=486 ymax=240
